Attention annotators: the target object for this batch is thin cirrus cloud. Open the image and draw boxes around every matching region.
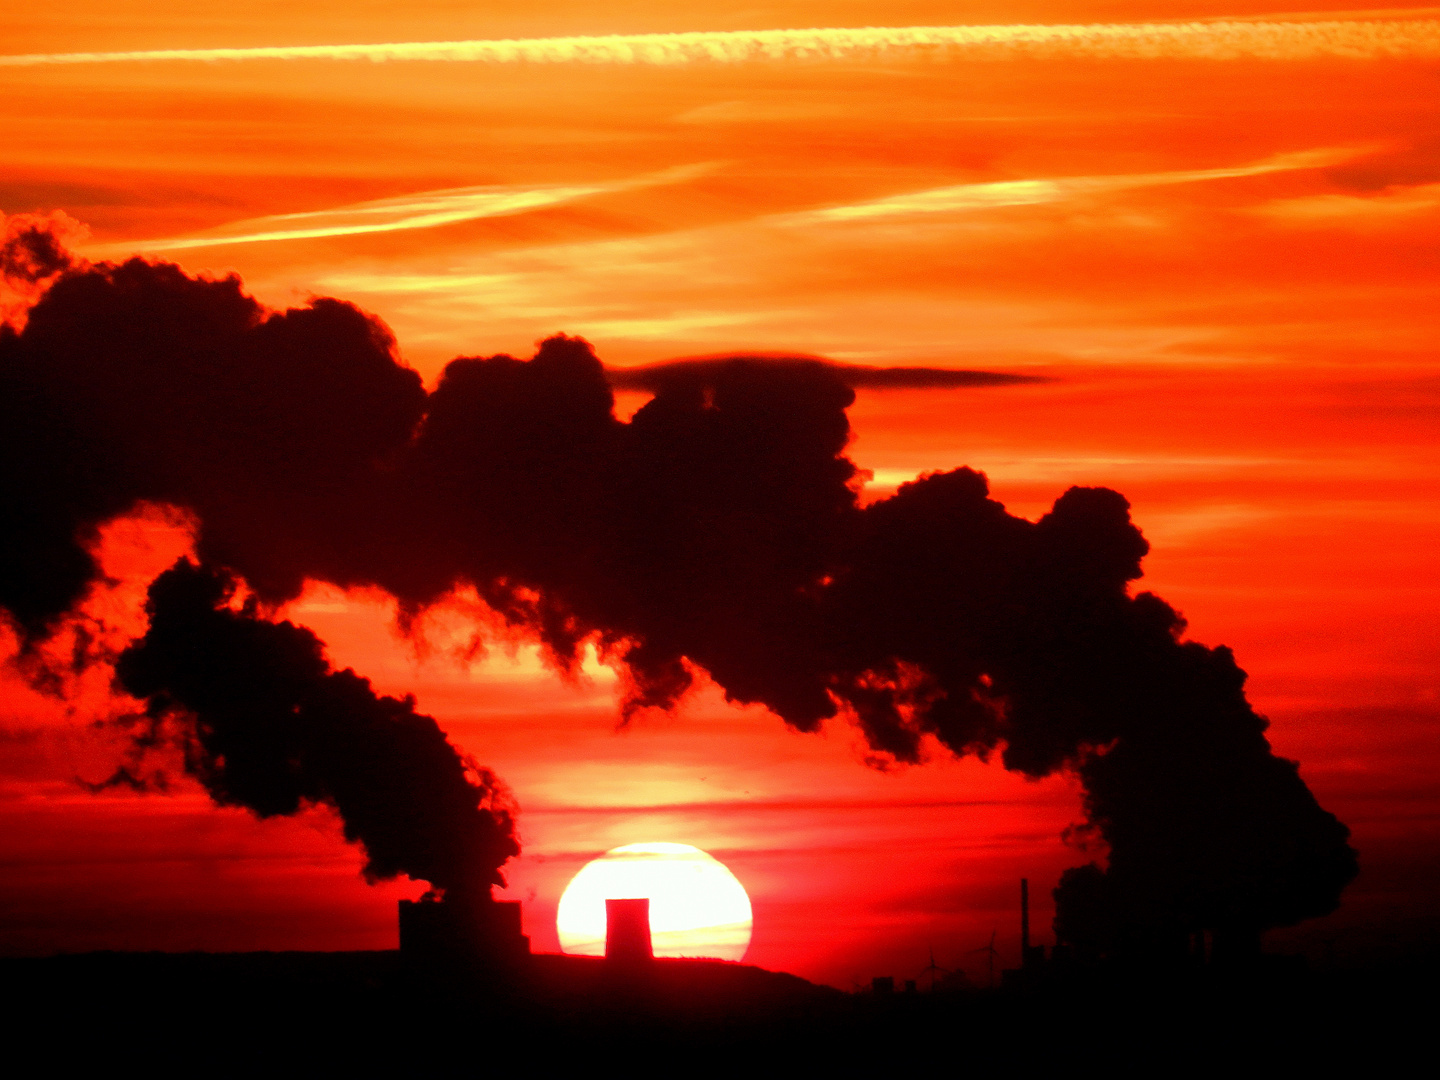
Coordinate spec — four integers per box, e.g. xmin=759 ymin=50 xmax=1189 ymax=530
xmin=86 ymin=165 xmax=712 ymax=254
xmin=3 ymin=17 xmax=1440 ymax=68
xmin=787 ymin=147 xmax=1369 ymax=224
xmin=865 ymin=456 xmax=1306 ymax=490
xmin=292 ymin=146 xmax=1374 ymax=362
xmin=205 ymin=146 xmax=1365 ymax=268
xmin=293 ymin=146 xmax=1372 ymax=330
xmin=1250 ymin=182 xmax=1440 ymax=227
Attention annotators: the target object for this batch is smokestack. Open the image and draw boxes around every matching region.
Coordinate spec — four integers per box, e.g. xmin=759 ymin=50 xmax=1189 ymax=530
xmin=1020 ymin=877 xmax=1046 ymax=973
xmin=605 ymin=898 xmax=654 ymax=964
xmin=1021 ymin=878 xmax=1030 ymax=953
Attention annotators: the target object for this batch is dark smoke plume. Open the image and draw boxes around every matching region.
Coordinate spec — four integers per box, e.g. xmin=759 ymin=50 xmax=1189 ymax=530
xmin=820 ymin=471 xmax=1356 ymax=954
xmin=115 ymin=559 xmax=517 ymax=896
xmin=0 ymin=257 xmax=487 ymax=894
xmin=0 ymin=257 xmax=424 ymax=640
xmin=0 ymin=254 xmax=1356 ymax=940
xmin=1 ymin=211 xmax=85 ymax=330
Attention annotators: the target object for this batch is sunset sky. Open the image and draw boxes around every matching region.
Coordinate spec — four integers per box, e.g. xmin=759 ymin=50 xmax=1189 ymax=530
xmin=3 ymin=2 xmax=1438 ymax=988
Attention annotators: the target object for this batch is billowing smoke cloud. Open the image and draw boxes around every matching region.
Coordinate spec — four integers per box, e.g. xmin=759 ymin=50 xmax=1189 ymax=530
xmin=0 ymin=249 xmax=1356 ymax=943
xmin=1 ymin=211 xmax=86 ymax=329
xmin=0 ymin=250 xmax=502 ymax=895
xmin=115 ymin=559 xmax=518 ymax=897
xmin=0 ymin=256 xmax=425 ymax=640
xmin=820 ymin=471 xmax=1356 ymax=954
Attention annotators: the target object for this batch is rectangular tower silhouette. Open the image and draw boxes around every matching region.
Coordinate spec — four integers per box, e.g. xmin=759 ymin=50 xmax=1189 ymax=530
xmin=398 ymin=894 xmax=529 ymax=966
xmin=605 ymin=897 xmax=654 ymax=963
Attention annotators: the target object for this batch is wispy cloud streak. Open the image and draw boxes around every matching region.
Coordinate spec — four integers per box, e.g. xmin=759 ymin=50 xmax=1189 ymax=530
xmin=791 ymin=148 xmax=1365 ymax=223
xmin=3 ymin=19 xmax=1439 ymax=68
xmin=86 ymin=165 xmax=710 ymax=253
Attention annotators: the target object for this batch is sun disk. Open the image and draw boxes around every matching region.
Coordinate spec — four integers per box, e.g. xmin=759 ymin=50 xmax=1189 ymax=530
xmin=556 ymin=842 xmax=753 ymax=961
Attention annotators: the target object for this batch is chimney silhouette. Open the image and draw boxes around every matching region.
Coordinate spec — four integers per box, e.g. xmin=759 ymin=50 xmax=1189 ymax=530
xmin=605 ymin=898 xmax=654 ymax=963
xmin=1021 ymin=878 xmax=1030 ymax=953
xmin=1020 ymin=876 xmax=1045 ymax=972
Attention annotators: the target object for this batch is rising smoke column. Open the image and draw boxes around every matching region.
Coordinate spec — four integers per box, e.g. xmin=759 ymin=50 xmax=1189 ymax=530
xmin=0 ymin=256 xmax=426 ymax=640
xmin=0 ymin=244 xmax=1355 ymax=943
xmin=116 ymin=559 xmax=517 ymax=896
xmin=820 ymin=469 xmax=1357 ymax=953
xmin=388 ymin=346 xmax=857 ymax=721
xmin=0 ymin=252 xmax=515 ymax=896
xmin=1 ymin=211 xmax=84 ymax=329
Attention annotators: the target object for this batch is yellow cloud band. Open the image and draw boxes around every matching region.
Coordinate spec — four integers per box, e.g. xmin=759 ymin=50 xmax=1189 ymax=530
xmin=4 ymin=19 xmax=1440 ymax=68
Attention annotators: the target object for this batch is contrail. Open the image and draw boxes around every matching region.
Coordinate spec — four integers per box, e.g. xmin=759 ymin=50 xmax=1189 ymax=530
xmin=2 ymin=19 xmax=1439 ymax=68
xmin=86 ymin=183 xmax=616 ymax=254
xmin=83 ymin=164 xmax=711 ymax=254
xmin=791 ymin=147 xmax=1364 ymax=223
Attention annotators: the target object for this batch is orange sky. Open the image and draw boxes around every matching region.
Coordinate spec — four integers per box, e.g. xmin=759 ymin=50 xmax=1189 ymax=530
xmin=2 ymin=3 xmax=1438 ymax=987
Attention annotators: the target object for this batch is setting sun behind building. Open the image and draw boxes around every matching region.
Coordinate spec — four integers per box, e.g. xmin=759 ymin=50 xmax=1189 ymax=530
xmin=556 ymin=843 xmax=753 ymax=961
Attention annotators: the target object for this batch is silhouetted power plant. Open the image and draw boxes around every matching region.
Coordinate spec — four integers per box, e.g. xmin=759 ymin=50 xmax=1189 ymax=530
xmin=1020 ymin=878 xmax=1046 ymax=970
xmin=399 ymin=871 xmax=1309 ymax=1001
xmin=606 ymin=898 xmax=655 ymax=963
xmin=397 ymin=893 xmax=663 ymax=969
xmin=1004 ymin=877 xmax=1049 ymax=987
xmin=398 ymin=893 xmax=529 ymax=965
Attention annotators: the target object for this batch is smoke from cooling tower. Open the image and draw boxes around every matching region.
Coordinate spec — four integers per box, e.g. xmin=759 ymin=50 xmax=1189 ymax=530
xmin=0 ymin=234 xmax=1356 ymax=935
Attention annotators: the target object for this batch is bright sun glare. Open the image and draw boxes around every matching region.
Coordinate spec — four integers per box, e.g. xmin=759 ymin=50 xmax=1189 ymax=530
xmin=556 ymin=842 xmax=753 ymax=961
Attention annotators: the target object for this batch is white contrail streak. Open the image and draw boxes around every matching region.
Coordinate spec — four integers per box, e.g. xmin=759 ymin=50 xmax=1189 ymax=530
xmin=791 ymin=147 xmax=1363 ymax=223
xmin=84 ymin=164 xmax=711 ymax=253
xmin=2 ymin=20 xmax=1439 ymax=68
xmin=89 ymin=184 xmax=615 ymax=254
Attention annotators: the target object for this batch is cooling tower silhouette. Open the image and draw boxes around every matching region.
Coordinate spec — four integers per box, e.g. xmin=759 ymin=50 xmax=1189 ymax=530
xmin=606 ymin=898 xmax=654 ymax=963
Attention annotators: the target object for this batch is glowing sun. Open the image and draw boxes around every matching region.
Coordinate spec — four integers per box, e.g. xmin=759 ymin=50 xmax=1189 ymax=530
xmin=556 ymin=842 xmax=753 ymax=961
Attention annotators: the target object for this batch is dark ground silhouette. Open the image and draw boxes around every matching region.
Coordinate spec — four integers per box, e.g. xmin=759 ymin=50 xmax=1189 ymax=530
xmin=5 ymin=947 xmax=1431 ymax=1069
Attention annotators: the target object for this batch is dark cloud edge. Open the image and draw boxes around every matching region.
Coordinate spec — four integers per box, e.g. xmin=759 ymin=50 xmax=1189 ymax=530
xmin=605 ymin=354 xmax=1053 ymax=392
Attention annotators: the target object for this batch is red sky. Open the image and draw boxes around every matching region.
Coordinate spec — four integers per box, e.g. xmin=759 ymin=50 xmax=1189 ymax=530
xmin=2 ymin=3 xmax=1438 ymax=987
